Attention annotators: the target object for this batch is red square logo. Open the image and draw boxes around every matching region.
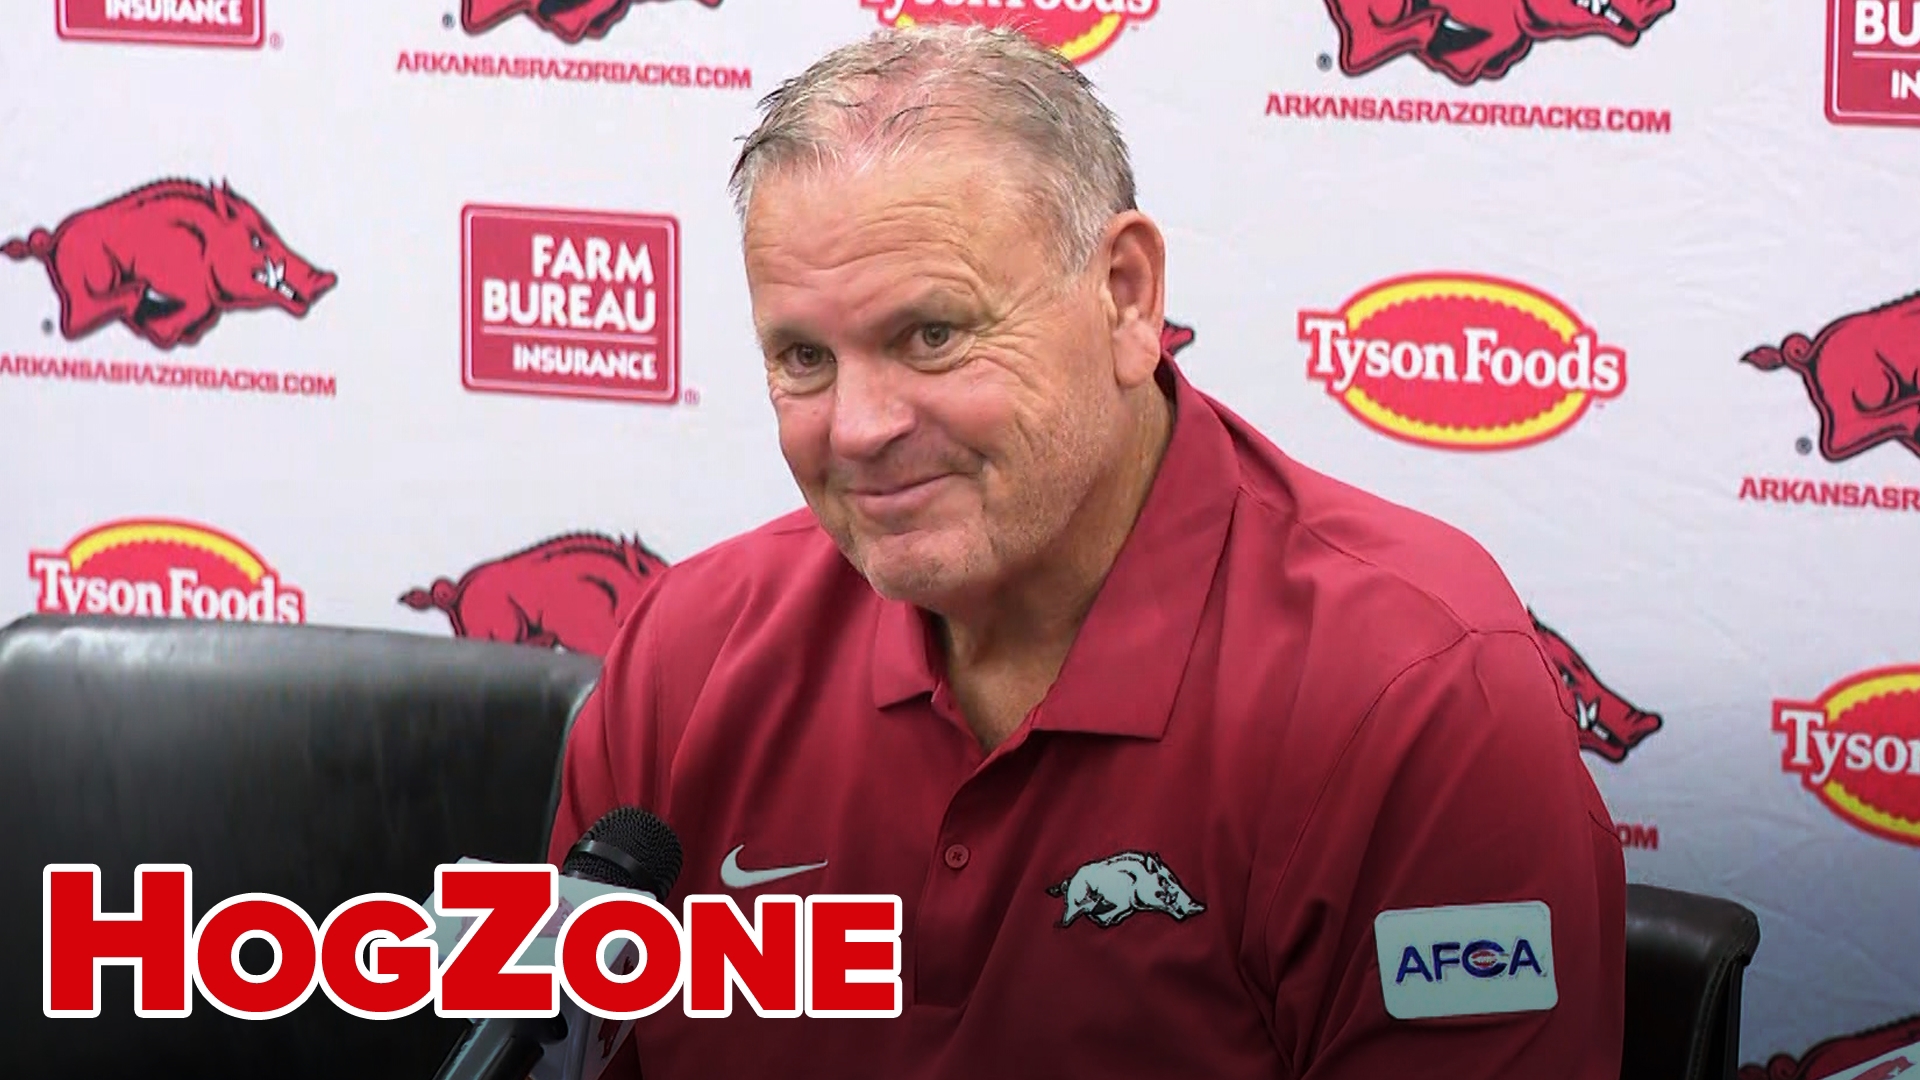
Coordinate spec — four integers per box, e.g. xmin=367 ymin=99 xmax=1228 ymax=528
xmin=462 ymin=205 xmax=680 ymax=406
xmin=1828 ymin=0 xmax=1920 ymax=126
xmin=57 ymin=0 xmax=265 ymax=48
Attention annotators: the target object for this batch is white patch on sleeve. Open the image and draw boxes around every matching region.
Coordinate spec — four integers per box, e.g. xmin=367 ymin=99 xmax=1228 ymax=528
xmin=1373 ymin=901 xmax=1558 ymax=1020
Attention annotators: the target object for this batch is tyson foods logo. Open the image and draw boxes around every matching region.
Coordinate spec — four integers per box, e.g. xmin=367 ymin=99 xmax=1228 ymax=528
xmin=462 ymin=0 xmax=720 ymax=44
xmin=1322 ymin=0 xmax=1674 ymax=85
xmin=1775 ymin=665 xmax=1920 ymax=849
xmin=2 ymin=178 xmax=335 ymax=350
xmin=463 ymin=204 xmax=679 ymax=405
xmin=28 ymin=518 xmax=306 ymax=624
xmin=1298 ymin=273 xmax=1626 ymax=451
xmin=57 ymin=0 xmax=265 ymax=48
xmin=861 ymin=0 xmax=1157 ymax=65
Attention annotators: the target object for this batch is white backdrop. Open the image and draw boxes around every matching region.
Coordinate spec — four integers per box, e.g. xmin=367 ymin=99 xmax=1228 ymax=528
xmin=3 ymin=2 xmax=1918 ymax=1074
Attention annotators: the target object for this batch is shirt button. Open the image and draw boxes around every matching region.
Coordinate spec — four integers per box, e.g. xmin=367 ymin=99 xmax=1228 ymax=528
xmin=943 ymin=843 xmax=970 ymax=870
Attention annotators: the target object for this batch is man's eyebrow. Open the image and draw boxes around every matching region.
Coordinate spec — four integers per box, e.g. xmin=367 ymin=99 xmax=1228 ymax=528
xmin=754 ymin=319 xmax=807 ymax=350
xmin=886 ymin=286 xmax=980 ymax=322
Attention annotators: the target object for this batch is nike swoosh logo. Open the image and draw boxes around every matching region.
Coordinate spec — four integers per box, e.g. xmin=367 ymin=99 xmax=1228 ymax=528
xmin=719 ymin=845 xmax=828 ymax=889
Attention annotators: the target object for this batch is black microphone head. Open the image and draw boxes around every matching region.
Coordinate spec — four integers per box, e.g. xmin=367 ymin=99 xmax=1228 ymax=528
xmin=563 ymin=807 xmax=683 ymax=899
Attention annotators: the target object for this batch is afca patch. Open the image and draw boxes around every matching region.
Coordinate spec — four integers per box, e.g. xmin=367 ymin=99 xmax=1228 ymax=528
xmin=1373 ymin=901 xmax=1557 ymax=1020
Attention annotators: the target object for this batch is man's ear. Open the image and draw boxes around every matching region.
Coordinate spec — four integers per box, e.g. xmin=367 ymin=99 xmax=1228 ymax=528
xmin=1099 ymin=211 xmax=1167 ymax=390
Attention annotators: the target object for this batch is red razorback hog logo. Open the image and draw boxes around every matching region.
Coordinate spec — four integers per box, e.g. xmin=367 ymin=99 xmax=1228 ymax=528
xmin=1300 ymin=273 xmax=1626 ymax=451
xmin=2 ymin=179 xmax=334 ymax=350
xmin=462 ymin=0 xmax=721 ymax=43
xmin=1740 ymin=1014 xmax=1920 ymax=1080
xmin=401 ymin=533 xmax=669 ymax=657
xmin=861 ymin=0 xmax=1158 ymax=66
xmin=1323 ymin=0 xmax=1675 ymax=85
xmin=1743 ymin=292 xmax=1920 ymax=462
xmin=1530 ymin=612 xmax=1663 ymax=762
xmin=1774 ymin=665 xmax=1920 ymax=848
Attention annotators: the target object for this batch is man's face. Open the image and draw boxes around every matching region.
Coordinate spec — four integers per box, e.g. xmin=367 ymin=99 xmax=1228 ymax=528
xmin=742 ymin=145 xmax=1125 ymax=609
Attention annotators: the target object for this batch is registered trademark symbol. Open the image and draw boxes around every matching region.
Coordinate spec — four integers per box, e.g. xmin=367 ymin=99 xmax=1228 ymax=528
xmin=1318 ymin=53 xmax=1333 ymax=72
xmin=1795 ymin=436 xmax=1813 ymax=455
xmin=443 ymin=13 xmax=455 ymax=28
xmin=682 ymin=387 xmax=701 ymax=406
xmin=41 ymin=319 xmax=53 ymax=335
xmin=268 ymin=31 xmax=282 ymax=48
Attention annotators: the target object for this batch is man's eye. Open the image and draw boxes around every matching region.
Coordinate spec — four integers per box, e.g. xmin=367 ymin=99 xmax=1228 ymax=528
xmin=786 ymin=344 xmax=829 ymax=369
xmin=918 ymin=324 xmax=952 ymax=349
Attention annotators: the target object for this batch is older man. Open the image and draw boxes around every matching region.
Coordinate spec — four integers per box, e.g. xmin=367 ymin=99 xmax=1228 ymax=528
xmin=548 ymin=23 xmax=1625 ymax=1079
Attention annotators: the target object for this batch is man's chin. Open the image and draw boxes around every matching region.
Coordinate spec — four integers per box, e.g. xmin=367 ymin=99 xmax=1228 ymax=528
xmin=849 ymin=534 xmax=975 ymax=606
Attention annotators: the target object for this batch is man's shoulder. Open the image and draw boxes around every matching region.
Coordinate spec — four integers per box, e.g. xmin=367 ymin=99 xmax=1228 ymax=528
xmin=610 ymin=507 xmax=861 ymax=662
xmin=1230 ymin=440 xmax=1535 ymax=652
xmin=1212 ymin=429 xmax=1576 ymax=784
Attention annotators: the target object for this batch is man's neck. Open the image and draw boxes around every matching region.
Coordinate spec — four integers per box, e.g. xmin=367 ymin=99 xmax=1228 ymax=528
xmin=935 ymin=383 xmax=1174 ymax=749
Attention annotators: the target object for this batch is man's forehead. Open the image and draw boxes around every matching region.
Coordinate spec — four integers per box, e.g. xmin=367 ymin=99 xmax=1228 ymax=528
xmin=746 ymin=168 xmax=1039 ymax=305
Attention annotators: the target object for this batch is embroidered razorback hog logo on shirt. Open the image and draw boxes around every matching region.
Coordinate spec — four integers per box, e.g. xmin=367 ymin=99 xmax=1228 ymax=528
xmin=1047 ymin=851 xmax=1205 ymax=928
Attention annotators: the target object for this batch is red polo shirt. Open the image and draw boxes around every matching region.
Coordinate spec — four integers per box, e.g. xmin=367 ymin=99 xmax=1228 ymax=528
xmin=548 ymin=358 xmax=1625 ymax=1079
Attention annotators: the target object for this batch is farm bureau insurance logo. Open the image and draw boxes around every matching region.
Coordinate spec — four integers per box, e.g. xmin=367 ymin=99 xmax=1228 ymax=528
xmin=28 ymin=518 xmax=306 ymax=624
xmin=2 ymin=178 xmax=335 ymax=351
xmin=56 ymin=0 xmax=264 ymax=48
xmin=1774 ymin=665 xmax=1920 ymax=848
xmin=462 ymin=204 xmax=679 ymax=405
xmin=1298 ymin=273 xmax=1626 ymax=451
xmin=860 ymin=0 xmax=1158 ymax=66
xmin=1828 ymin=0 xmax=1920 ymax=126
xmin=1737 ymin=290 xmax=1920 ymax=515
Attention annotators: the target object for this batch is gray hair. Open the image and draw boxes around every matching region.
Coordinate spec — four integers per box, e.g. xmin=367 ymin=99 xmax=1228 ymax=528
xmin=727 ymin=23 xmax=1137 ymax=272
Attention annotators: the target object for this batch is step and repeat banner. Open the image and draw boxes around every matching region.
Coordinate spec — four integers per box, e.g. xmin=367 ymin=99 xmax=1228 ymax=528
xmin=3 ymin=1 xmax=1917 ymax=1073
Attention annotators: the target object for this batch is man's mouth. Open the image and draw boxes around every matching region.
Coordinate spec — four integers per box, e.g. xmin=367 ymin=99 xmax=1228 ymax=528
xmin=847 ymin=475 xmax=955 ymax=518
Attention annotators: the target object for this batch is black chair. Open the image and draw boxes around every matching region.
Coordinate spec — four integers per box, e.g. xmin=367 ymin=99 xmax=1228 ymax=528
xmin=0 ymin=613 xmax=602 ymax=1079
xmin=1623 ymin=882 xmax=1762 ymax=1080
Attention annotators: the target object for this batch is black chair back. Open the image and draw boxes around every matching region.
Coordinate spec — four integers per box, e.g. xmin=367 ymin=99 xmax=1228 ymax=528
xmin=0 ymin=614 xmax=601 ymax=1079
xmin=1624 ymin=882 xmax=1763 ymax=1080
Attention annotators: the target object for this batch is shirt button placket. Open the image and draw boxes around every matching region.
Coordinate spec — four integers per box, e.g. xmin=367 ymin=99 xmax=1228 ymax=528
xmin=916 ymin=826 xmax=984 ymax=1006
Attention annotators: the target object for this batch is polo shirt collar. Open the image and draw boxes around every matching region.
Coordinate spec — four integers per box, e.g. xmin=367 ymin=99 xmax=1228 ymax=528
xmin=870 ymin=355 xmax=1239 ymax=741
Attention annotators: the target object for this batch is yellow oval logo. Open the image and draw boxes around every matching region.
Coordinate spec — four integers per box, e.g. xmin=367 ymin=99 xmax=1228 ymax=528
xmin=1297 ymin=273 xmax=1628 ymax=450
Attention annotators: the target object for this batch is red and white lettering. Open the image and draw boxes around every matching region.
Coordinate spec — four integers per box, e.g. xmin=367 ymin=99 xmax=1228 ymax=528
xmin=43 ymin=864 xmax=193 ymax=1018
xmin=682 ymin=895 xmax=802 ymax=1018
xmin=804 ymin=895 xmax=904 ymax=1019
xmin=191 ymin=893 xmax=320 ymax=1019
xmin=45 ymin=863 xmax=903 ymax=1019
xmin=554 ymin=893 xmax=684 ymax=1019
xmin=432 ymin=864 xmax=559 ymax=1018
xmin=317 ymin=894 xmax=438 ymax=1019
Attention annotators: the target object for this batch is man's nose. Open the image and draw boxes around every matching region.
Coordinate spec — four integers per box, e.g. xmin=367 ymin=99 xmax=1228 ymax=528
xmin=829 ymin=355 xmax=915 ymax=459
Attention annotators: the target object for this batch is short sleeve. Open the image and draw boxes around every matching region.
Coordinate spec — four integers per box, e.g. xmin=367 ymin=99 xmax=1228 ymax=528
xmin=1257 ymin=628 xmax=1627 ymax=1079
xmin=545 ymin=575 xmax=672 ymax=867
xmin=543 ymin=580 xmax=676 ymax=1080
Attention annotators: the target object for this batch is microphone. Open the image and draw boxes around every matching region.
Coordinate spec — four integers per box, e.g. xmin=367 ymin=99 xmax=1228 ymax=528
xmin=430 ymin=807 xmax=683 ymax=1080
